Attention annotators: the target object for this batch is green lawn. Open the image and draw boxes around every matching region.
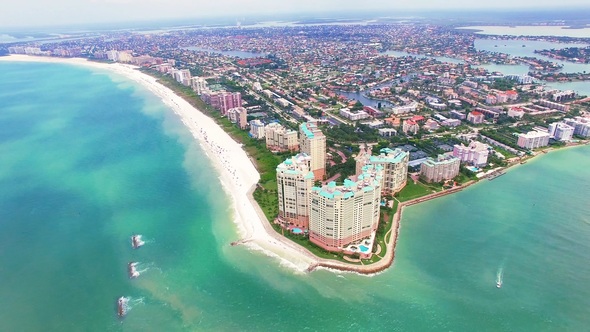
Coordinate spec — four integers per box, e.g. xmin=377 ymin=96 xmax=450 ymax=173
xmin=252 ymin=188 xmax=278 ymax=222
xmin=396 ymin=180 xmax=433 ymax=202
xmin=261 ymin=179 xmax=277 ymax=191
xmin=455 ymin=172 xmax=476 ymax=184
xmin=492 ymin=146 xmax=518 ymax=159
xmin=364 ymin=200 xmax=400 ymax=263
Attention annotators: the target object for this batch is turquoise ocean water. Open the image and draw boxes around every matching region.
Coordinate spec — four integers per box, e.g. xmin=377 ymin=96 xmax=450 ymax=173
xmin=1 ymin=61 xmax=589 ymax=331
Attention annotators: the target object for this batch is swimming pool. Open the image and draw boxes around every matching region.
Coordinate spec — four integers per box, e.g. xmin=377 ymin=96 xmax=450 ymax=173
xmin=292 ymin=228 xmax=303 ymax=234
xmin=359 ymin=245 xmax=369 ymax=252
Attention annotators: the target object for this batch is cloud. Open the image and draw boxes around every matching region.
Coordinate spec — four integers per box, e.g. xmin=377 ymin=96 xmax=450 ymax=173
xmin=1 ymin=0 xmax=589 ymax=28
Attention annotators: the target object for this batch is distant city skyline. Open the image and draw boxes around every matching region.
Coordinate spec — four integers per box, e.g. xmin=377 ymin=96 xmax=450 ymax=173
xmin=2 ymin=0 xmax=590 ymax=28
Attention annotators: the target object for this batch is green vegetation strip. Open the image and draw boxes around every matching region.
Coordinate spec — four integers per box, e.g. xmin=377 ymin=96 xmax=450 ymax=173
xmin=395 ymin=180 xmax=433 ymax=202
xmin=366 ymin=201 xmax=399 ymax=264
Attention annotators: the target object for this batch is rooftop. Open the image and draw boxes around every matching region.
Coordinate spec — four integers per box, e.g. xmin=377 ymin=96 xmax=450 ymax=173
xmin=276 ymin=153 xmax=313 ymax=175
xmin=312 ymin=165 xmax=382 ymax=200
xmin=519 ymin=131 xmax=550 ymax=139
xmin=368 ymin=148 xmax=408 ymax=164
xmin=423 ymin=154 xmax=460 ymax=166
xmin=300 ymin=121 xmax=324 ymax=139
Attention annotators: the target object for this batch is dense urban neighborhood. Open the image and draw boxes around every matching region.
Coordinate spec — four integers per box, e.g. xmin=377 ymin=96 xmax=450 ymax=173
xmin=4 ymin=21 xmax=589 ymax=264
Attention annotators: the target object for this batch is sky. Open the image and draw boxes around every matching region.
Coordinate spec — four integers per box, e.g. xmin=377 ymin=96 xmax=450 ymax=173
xmin=1 ymin=0 xmax=589 ymax=28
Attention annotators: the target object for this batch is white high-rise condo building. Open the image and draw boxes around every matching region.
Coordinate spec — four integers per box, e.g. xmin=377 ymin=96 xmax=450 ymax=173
xmin=299 ymin=122 xmax=326 ymax=180
xmin=265 ymin=123 xmax=299 ymax=152
xmin=420 ymin=154 xmax=460 ymax=183
xmin=172 ymin=69 xmax=192 ymax=86
xmin=356 ymin=147 xmax=409 ymax=195
xmin=517 ymin=131 xmax=550 ymax=149
xmin=309 ymin=165 xmax=382 ymax=252
xmin=191 ymin=77 xmax=208 ymax=95
xmin=548 ymin=122 xmax=574 ymax=141
xmin=249 ymin=120 xmax=266 ymax=139
xmin=227 ymin=107 xmax=248 ymax=130
xmin=564 ymin=117 xmax=590 ymax=137
xmin=453 ymin=141 xmax=490 ymax=167
xmin=276 ymin=154 xmax=315 ymax=229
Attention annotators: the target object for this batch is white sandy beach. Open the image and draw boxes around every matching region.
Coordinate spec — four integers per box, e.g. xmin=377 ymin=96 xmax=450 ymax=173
xmin=0 ymin=54 xmax=320 ymax=271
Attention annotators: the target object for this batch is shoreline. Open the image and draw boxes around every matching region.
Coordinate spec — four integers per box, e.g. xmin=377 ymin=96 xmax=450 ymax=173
xmin=0 ymin=54 xmax=319 ymax=272
xmin=2 ymin=55 xmax=587 ymax=276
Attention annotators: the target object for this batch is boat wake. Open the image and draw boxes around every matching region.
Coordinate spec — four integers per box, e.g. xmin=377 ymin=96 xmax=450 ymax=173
xmin=129 ymin=297 xmax=145 ymax=307
xmin=496 ymin=267 xmax=504 ymax=288
xmin=135 ymin=262 xmax=157 ymax=275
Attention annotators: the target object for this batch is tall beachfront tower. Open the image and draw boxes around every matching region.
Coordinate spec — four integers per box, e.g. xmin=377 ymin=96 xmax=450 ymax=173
xmin=202 ymin=91 xmax=242 ymax=115
xmin=309 ymin=165 xmax=382 ymax=252
xmin=356 ymin=147 xmax=409 ymax=195
xmin=299 ymin=122 xmax=326 ymax=180
xmin=276 ymin=153 xmax=315 ymax=229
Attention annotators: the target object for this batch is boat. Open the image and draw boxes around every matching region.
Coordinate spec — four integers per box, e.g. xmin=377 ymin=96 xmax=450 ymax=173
xmin=131 ymin=234 xmax=144 ymax=249
xmin=496 ymin=280 xmax=503 ymax=288
xmin=117 ymin=297 xmax=128 ymax=317
xmin=128 ymin=262 xmax=140 ymax=279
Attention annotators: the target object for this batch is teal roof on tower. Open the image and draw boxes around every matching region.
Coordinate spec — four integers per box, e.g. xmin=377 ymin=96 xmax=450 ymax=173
xmin=343 ymin=179 xmax=355 ymax=189
xmin=300 ymin=123 xmax=313 ymax=138
xmin=369 ymin=148 xmax=408 ymax=164
xmin=311 ymin=168 xmax=381 ymax=201
xmin=300 ymin=122 xmax=322 ymax=139
xmin=276 ymin=153 xmax=312 ymax=172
